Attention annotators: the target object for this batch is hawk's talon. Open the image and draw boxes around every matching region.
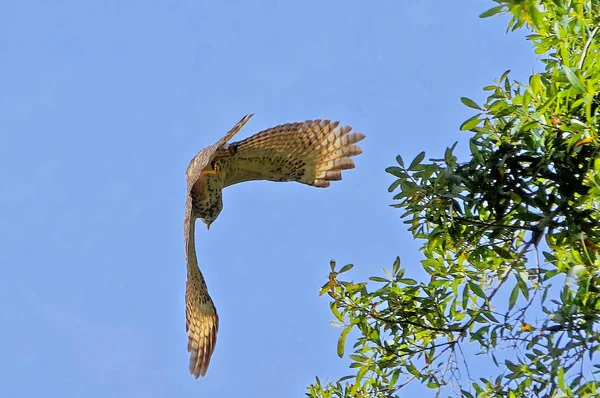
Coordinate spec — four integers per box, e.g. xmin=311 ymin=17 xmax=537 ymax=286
xmin=201 ymin=169 xmax=218 ymax=176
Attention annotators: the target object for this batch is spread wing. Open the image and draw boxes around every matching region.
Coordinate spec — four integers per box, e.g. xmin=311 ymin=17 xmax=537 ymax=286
xmin=219 ymin=120 xmax=365 ymax=188
xmin=184 ymin=193 xmax=219 ymax=378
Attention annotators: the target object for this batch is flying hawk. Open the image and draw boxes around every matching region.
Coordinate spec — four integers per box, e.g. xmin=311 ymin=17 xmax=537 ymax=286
xmin=184 ymin=114 xmax=365 ymax=377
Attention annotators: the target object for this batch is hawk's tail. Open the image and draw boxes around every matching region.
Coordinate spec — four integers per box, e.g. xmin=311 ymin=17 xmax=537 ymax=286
xmin=304 ymin=120 xmax=365 ymax=188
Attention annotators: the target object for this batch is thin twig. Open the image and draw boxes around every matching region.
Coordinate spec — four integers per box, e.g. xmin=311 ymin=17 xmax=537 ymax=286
xmin=454 ymin=216 xmax=535 ymax=231
xmin=457 ymin=343 xmax=473 ymax=384
xmin=460 ymin=238 xmax=535 ymax=335
xmin=578 ymin=25 xmax=600 ymax=70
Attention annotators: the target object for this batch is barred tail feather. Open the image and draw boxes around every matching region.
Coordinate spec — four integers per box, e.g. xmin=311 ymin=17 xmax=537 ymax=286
xmin=309 ymin=123 xmax=365 ymax=188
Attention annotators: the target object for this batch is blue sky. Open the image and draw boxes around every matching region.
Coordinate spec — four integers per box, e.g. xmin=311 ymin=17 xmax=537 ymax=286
xmin=1 ymin=1 xmax=537 ymax=397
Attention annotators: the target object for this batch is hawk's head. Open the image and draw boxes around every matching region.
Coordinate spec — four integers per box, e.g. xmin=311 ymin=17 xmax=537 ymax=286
xmin=200 ymin=213 xmax=218 ymax=230
xmin=195 ymin=172 xmax=224 ymax=230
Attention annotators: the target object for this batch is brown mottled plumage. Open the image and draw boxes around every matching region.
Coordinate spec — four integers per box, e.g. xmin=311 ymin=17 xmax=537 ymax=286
xmin=184 ymin=114 xmax=365 ymax=378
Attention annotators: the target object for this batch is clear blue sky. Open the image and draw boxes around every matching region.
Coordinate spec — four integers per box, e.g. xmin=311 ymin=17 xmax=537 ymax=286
xmin=1 ymin=1 xmax=537 ymax=397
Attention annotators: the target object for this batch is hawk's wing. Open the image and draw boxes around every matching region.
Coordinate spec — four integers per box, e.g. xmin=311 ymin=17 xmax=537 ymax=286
xmin=211 ymin=113 xmax=255 ymax=155
xmin=184 ymin=193 xmax=219 ymax=378
xmin=186 ymin=114 xmax=254 ymax=185
xmin=219 ymin=120 xmax=365 ymax=188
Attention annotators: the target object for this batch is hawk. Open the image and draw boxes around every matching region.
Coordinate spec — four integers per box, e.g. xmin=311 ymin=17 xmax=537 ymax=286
xmin=184 ymin=114 xmax=365 ymax=378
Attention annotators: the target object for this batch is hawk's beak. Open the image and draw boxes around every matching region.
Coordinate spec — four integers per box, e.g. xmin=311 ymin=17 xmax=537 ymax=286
xmin=201 ymin=219 xmax=212 ymax=230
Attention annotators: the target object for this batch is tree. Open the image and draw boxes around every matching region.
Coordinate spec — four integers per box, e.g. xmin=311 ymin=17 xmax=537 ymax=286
xmin=307 ymin=1 xmax=600 ymax=397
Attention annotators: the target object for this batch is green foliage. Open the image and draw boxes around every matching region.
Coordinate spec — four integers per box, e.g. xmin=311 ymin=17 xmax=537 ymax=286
xmin=307 ymin=1 xmax=600 ymax=397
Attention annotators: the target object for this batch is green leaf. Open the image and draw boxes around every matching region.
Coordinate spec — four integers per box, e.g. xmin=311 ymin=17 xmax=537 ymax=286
xmin=460 ymin=114 xmax=481 ymax=131
xmin=504 ymin=76 xmax=511 ymax=94
xmin=370 ymin=276 xmax=389 ymax=283
xmin=517 ymin=275 xmax=529 ymax=300
xmin=444 ymin=142 xmax=458 ymax=165
xmin=469 ymin=282 xmax=487 ymax=300
xmin=390 ymin=369 xmax=401 ymax=387
xmin=500 ymin=70 xmax=511 ymax=83
xmin=482 ymin=311 xmax=499 ymax=323
xmin=529 ymin=74 xmax=543 ymax=94
xmin=406 ymin=363 xmax=421 ymax=377
xmin=350 ymin=366 xmax=369 ymax=396
xmin=564 ymin=66 xmax=586 ymax=93
xmin=462 ymin=284 xmax=470 ymax=308
xmin=388 ymin=179 xmax=401 ymax=193
xmin=505 ymin=360 xmax=519 ymax=372
xmin=398 ymin=278 xmax=417 ymax=285
xmin=392 ymin=256 xmax=401 ymax=276
xmin=318 ymin=281 xmax=330 ymax=296
xmin=509 ymin=284 xmax=519 ymax=311
xmin=337 ymin=326 xmax=352 ymax=358
xmin=460 ymin=97 xmax=482 ymax=111
xmin=385 ymin=166 xmax=405 ymax=178
xmin=522 ymin=89 xmax=531 ymax=114
xmin=479 ymin=5 xmax=505 ymax=18
xmin=396 ymin=155 xmax=404 ymax=167
xmin=338 ymin=263 xmax=354 ymax=273
xmin=349 ymin=354 xmax=365 ymax=363
xmin=330 ymin=302 xmax=344 ymax=322
xmin=494 ymin=246 xmax=513 ymax=260
xmin=409 ymin=151 xmax=426 ymax=170
xmin=461 ymin=97 xmax=482 ymax=110
xmin=558 ymin=366 xmax=565 ymax=391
